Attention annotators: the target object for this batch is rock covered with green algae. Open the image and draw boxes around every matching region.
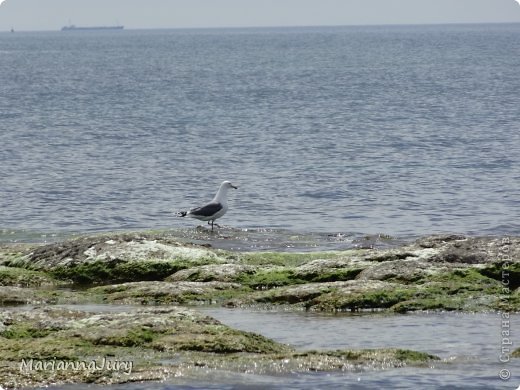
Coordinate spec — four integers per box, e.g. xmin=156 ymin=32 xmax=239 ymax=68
xmin=5 ymin=233 xmax=224 ymax=285
xmin=0 ymin=232 xmax=519 ymax=311
xmin=0 ymin=232 xmax=518 ymax=388
xmin=0 ymin=305 xmax=287 ymax=388
xmin=225 ymin=235 xmax=520 ymax=312
xmin=0 ymin=306 xmax=438 ymax=389
xmin=91 ymin=280 xmax=247 ymax=305
xmin=166 ymin=263 xmax=257 ymax=283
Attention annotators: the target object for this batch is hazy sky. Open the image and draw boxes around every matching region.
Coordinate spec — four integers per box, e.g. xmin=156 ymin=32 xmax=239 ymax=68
xmin=1 ymin=0 xmax=520 ymax=32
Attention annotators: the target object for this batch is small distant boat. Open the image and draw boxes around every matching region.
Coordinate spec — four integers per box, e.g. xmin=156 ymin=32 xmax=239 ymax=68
xmin=61 ymin=25 xmax=124 ymax=31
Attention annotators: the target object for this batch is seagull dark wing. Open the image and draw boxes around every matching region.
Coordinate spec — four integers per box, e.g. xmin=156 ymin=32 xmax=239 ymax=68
xmin=189 ymin=202 xmax=223 ymax=218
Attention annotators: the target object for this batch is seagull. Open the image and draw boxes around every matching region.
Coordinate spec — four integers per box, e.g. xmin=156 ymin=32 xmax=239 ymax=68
xmin=177 ymin=181 xmax=238 ymax=231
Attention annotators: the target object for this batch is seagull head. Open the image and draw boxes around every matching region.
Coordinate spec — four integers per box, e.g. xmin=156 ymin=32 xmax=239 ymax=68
xmin=222 ymin=180 xmax=238 ymax=190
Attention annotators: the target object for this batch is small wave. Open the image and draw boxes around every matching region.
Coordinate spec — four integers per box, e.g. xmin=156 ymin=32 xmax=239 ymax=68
xmin=0 ymin=228 xmax=76 ymax=244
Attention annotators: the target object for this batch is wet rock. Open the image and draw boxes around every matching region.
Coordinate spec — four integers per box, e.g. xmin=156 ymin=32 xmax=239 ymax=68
xmin=356 ymin=259 xmax=431 ymax=282
xmin=0 ymin=244 xmax=32 ymax=267
xmin=6 ymin=234 xmax=230 ymax=285
xmin=233 ymin=280 xmax=404 ymax=310
xmin=195 ymin=348 xmax=439 ymax=374
xmin=0 ymin=305 xmax=290 ymax=388
xmin=12 ymin=233 xmax=222 ymax=270
xmin=304 ymin=280 xmax=409 ymax=311
xmin=415 ymin=234 xmax=468 ymax=248
xmin=240 ymin=268 xmax=506 ymax=313
xmin=0 ymin=286 xmax=50 ymax=306
xmin=250 ymin=281 xmax=340 ymax=305
xmin=237 ymin=250 xmax=352 ymax=267
xmin=424 ymin=236 xmax=520 ymax=265
xmin=167 ymin=263 xmax=257 ymax=283
xmin=91 ymin=281 xmax=246 ymax=305
xmin=0 ymin=305 xmax=440 ymax=388
xmin=0 ymin=266 xmax=63 ymax=287
xmin=293 ymin=258 xmax=366 ymax=282
xmin=4 ymin=232 xmax=517 ymax=387
xmin=0 ymin=285 xmax=98 ymax=307
xmin=0 ymin=232 xmax=519 ymax=313
xmin=362 ymin=249 xmax=416 ymax=263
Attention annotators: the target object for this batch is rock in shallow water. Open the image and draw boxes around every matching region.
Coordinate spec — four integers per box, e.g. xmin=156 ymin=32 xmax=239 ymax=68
xmin=1 ymin=232 xmax=519 ymax=387
xmin=0 ymin=232 xmax=519 ymax=312
xmin=0 ymin=305 xmax=439 ymax=388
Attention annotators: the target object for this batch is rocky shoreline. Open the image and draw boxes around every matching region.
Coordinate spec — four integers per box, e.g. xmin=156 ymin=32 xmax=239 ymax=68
xmin=0 ymin=231 xmax=518 ymax=388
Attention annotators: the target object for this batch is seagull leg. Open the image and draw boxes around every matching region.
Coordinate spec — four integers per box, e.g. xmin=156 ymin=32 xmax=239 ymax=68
xmin=211 ymin=220 xmax=214 ymax=231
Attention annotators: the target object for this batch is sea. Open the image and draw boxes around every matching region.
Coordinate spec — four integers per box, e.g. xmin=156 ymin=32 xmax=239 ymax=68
xmin=1 ymin=23 xmax=519 ymax=248
xmin=1 ymin=24 xmax=520 ymax=389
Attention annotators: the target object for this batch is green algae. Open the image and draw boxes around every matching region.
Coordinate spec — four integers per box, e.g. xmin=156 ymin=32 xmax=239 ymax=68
xmin=167 ymin=327 xmax=287 ymax=354
xmin=364 ymin=252 xmax=415 ymax=263
xmin=0 ymin=306 xmax=290 ymax=373
xmin=238 ymin=251 xmax=348 ymax=267
xmin=0 ymin=285 xmax=100 ymax=307
xmin=90 ymin=281 xmax=250 ymax=305
xmin=479 ymin=262 xmax=520 ymax=290
xmin=391 ymin=298 xmax=464 ymax=313
xmin=248 ymin=267 xmax=508 ymax=313
xmin=8 ymin=233 xmax=500 ymax=387
xmin=392 ymin=349 xmax=440 ymax=362
xmin=307 ymin=287 xmax=416 ymax=312
xmin=94 ymin=326 xmax=157 ymax=347
xmin=0 ymin=245 xmax=30 ymax=267
xmin=237 ymin=266 xmax=364 ymax=290
xmin=294 ymin=348 xmax=439 ymax=363
xmin=300 ymin=267 xmax=364 ymax=283
xmin=201 ymin=347 xmax=441 ymax=375
xmin=388 ymin=268 xmax=505 ymax=313
xmin=1 ymin=324 xmax=53 ymax=339
xmin=238 ymin=269 xmax=303 ymax=289
xmin=426 ymin=268 xmax=500 ymax=287
xmin=7 ymin=232 xmax=515 ymax=313
xmin=50 ymin=259 xmax=214 ymax=285
xmin=0 ymin=266 xmax=62 ymax=287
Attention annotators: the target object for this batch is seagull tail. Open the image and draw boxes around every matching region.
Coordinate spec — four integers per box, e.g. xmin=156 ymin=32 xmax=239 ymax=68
xmin=176 ymin=211 xmax=188 ymax=217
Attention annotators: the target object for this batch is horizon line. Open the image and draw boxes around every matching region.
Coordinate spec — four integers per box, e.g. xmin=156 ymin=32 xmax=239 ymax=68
xmin=4 ymin=20 xmax=520 ymax=34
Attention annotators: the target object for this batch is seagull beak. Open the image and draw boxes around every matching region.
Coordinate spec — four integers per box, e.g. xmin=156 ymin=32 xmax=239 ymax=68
xmin=232 ymin=184 xmax=238 ymax=189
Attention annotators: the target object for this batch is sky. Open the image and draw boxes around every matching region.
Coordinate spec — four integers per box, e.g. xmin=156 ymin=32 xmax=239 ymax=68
xmin=0 ymin=0 xmax=520 ymax=32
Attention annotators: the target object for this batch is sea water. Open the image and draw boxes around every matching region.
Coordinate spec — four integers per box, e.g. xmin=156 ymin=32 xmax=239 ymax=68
xmin=1 ymin=24 xmax=519 ymax=389
xmin=1 ymin=24 xmax=519 ymax=242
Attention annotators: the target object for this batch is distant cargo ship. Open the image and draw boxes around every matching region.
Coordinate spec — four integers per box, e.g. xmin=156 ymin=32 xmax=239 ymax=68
xmin=61 ymin=25 xmax=124 ymax=31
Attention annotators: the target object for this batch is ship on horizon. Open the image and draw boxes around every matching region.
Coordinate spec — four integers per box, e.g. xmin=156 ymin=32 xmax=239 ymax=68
xmin=61 ymin=25 xmax=124 ymax=31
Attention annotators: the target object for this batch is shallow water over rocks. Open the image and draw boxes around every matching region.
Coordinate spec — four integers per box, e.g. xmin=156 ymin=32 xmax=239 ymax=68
xmin=0 ymin=227 xmax=407 ymax=253
xmin=46 ymin=307 xmax=520 ymax=390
